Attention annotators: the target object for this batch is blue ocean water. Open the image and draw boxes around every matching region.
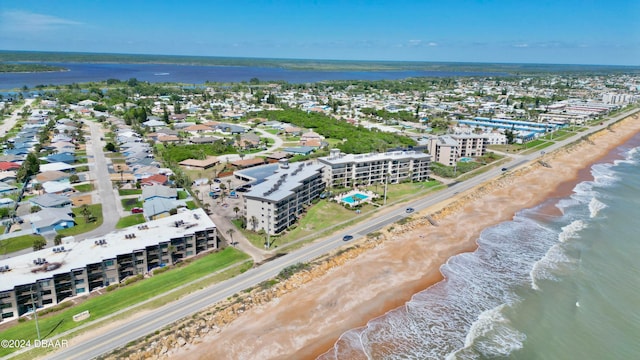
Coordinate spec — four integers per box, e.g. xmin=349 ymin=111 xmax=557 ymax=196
xmin=0 ymin=62 xmax=507 ymax=90
xmin=320 ymin=133 xmax=640 ymax=359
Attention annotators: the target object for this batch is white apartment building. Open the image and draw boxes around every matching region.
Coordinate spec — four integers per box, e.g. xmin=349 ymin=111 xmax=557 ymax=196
xmin=317 ymin=149 xmax=431 ymax=188
xmin=0 ymin=209 xmax=217 ymax=322
xmin=243 ymin=160 xmax=325 ymax=235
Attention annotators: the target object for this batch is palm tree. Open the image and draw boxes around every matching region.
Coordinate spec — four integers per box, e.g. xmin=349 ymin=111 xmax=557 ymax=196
xmin=250 ymin=216 xmax=258 ymax=231
xmin=233 ymin=206 xmax=240 ymax=218
xmin=80 ymin=204 xmax=92 ymax=223
xmin=167 ymin=245 xmax=177 ymax=264
xmin=226 ymin=228 xmax=236 ymax=246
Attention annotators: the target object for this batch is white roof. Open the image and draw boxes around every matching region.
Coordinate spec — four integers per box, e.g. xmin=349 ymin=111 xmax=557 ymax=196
xmin=0 ymin=209 xmax=215 ymax=291
xmin=40 ymin=162 xmax=76 ymax=172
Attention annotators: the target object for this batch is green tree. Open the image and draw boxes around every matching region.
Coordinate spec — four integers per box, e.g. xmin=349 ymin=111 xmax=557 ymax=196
xmin=226 ymin=228 xmax=236 ymax=246
xmin=33 ymin=237 xmax=46 ymax=251
xmin=105 ymin=142 xmax=116 ymax=152
xmin=17 ymin=153 xmax=40 ymax=182
xmin=54 ymin=234 xmax=64 ymax=246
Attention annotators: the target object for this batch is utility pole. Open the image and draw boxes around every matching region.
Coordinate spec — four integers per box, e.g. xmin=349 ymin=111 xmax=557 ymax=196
xmin=30 ymin=285 xmax=41 ymax=340
xmin=266 ymin=208 xmax=271 ymax=249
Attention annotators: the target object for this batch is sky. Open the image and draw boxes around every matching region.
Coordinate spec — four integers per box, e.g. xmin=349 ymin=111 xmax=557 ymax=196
xmin=1 ymin=0 xmax=639 ymax=66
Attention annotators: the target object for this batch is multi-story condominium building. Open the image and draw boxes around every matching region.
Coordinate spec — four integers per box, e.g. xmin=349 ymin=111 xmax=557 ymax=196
xmin=428 ymin=134 xmax=489 ymax=166
xmin=243 ymin=160 xmax=325 ymax=235
xmin=0 ymin=209 xmax=216 ymax=322
xmin=318 ymin=149 xmax=431 ymax=188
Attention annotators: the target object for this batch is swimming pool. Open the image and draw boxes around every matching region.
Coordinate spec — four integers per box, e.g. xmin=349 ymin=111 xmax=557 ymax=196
xmin=460 ymin=157 xmax=473 ymax=162
xmin=342 ymin=193 xmax=369 ymax=204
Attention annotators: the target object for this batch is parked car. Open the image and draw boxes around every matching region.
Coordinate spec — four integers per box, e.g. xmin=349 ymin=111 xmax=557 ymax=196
xmin=213 ymin=178 xmax=221 ymax=183
xmin=406 ymin=207 xmax=415 ymax=213
xmin=342 ymin=235 xmax=354 ymax=241
xmin=501 ymin=167 xmax=508 ymax=171
xmin=131 ymin=208 xmax=143 ymax=214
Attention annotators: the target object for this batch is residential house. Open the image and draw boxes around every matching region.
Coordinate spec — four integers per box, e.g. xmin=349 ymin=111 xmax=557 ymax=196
xmin=30 ymin=193 xmax=72 ymax=208
xmin=140 ymin=174 xmax=169 ymax=187
xmin=0 ymin=182 xmax=18 ymax=195
xmin=0 ymin=162 xmax=20 ymax=172
xmin=35 ymin=170 xmax=71 ymax=183
xmin=142 ymin=185 xmax=177 ymax=201
xmin=178 ymin=157 xmax=218 ymax=170
xmin=30 ymin=207 xmax=75 ymax=234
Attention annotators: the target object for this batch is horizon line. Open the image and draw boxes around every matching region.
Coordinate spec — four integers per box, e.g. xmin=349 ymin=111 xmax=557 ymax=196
xmin=1 ymin=49 xmax=639 ymax=68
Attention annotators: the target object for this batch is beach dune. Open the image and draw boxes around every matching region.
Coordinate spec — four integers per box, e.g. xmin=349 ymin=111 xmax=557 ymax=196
xmin=172 ymin=115 xmax=640 ymax=360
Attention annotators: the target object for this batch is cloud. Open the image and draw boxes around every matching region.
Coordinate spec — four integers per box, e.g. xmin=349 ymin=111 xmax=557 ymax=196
xmin=1 ymin=10 xmax=83 ymax=34
xmin=428 ymin=42 xmax=438 ymax=47
xmin=513 ymin=43 xmax=529 ymax=48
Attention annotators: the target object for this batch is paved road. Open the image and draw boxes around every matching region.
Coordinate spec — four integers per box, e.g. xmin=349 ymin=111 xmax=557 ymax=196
xmin=43 ymin=108 xmax=639 ymax=360
xmin=0 ymin=98 xmax=35 ymax=135
xmin=72 ymin=121 xmax=121 ymax=241
xmin=216 ymin=127 xmax=284 ymax=163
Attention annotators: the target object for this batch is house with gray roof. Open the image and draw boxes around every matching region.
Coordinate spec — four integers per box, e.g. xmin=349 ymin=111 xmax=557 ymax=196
xmin=30 ymin=207 xmax=74 ymax=234
xmin=30 ymin=193 xmax=72 ymax=208
xmin=0 ymin=182 xmax=18 ymax=195
xmin=143 ymin=197 xmax=179 ymax=220
xmin=142 ymin=185 xmax=177 ymax=201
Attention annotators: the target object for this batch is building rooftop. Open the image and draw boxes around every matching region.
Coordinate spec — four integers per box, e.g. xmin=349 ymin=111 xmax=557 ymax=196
xmin=319 ymin=150 xmax=430 ymax=165
xmin=0 ymin=209 xmax=215 ymax=291
xmin=244 ymin=162 xmax=324 ymax=202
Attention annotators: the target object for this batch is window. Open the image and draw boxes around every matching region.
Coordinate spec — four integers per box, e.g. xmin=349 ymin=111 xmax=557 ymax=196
xmin=104 ymin=260 xmax=115 ymax=267
xmin=76 ymin=288 xmax=85 ymax=294
xmin=2 ymin=312 xmax=14 ymax=319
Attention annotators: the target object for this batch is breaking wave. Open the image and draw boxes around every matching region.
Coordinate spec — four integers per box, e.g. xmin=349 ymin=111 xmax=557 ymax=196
xmin=319 ymin=145 xmax=639 ymax=359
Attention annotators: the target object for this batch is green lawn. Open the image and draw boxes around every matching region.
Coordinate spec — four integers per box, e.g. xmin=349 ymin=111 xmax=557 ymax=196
xmin=74 ymin=165 xmax=90 ymax=172
xmin=369 ymin=180 xmax=442 ymax=202
xmin=118 ymin=189 xmax=142 ymax=196
xmin=73 ymin=183 xmax=94 ymax=192
xmin=177 ymin=190 xmax=189 ymax=200
xmin=0 ymin=234 xmax=45 ymax=255
xmin=121 ymin=198 xmax=143 ymax=211
xmin=116 ymin=214 xmax=146 ymax=229
xmin=0 ymin=247 xmax=250 ymax=357
xmin=56 ymin=204 xmax=103 ymax=237
xmin=185 ymin=200 xmax=197 ymax=210
xmin=233 ymin=180 xmax=443 ymax=250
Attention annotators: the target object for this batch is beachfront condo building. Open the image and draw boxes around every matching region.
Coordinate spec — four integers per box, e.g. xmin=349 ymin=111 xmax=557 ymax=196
xmin=317 ymin=149 xmax=431 ymax=188
xmin=428 ymin=134 xmax=489 ymax=166
xmin=243 ymin=160 xmax=325 ymax=235
xmin=0 ymin=209 xmax=217 ymax=322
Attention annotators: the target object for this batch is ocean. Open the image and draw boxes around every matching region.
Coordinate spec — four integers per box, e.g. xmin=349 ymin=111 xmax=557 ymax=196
xmin=320 ymin=132 xmax=640 ymax=359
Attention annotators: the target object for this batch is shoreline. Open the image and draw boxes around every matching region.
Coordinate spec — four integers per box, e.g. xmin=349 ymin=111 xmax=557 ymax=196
xmin=87 ymin=112 xmax=640 ymax=360
xmin=177 ymin=113 xmax=640 ymax=360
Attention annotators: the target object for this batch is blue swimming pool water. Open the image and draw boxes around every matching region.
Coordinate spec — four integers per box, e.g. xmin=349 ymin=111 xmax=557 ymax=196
xmin=342 ymin=193 xmax=369 ymax=204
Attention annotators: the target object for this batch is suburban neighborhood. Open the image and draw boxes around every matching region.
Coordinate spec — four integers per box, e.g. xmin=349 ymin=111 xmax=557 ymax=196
xmin=0 ymin=72 xmax=638 ymax=357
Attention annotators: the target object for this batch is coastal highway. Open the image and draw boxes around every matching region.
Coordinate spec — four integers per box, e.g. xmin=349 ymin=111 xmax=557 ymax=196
xmin=44 ymin=108 xmax=639 ymax=360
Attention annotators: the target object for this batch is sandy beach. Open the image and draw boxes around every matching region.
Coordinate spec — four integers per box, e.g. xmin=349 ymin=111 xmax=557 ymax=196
xmin=164 ymin=114 xmax=640 ymax=359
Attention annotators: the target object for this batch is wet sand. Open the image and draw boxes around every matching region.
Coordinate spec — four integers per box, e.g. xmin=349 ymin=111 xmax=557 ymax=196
xmin=181 ymin=115 xmax=640 ymax=360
